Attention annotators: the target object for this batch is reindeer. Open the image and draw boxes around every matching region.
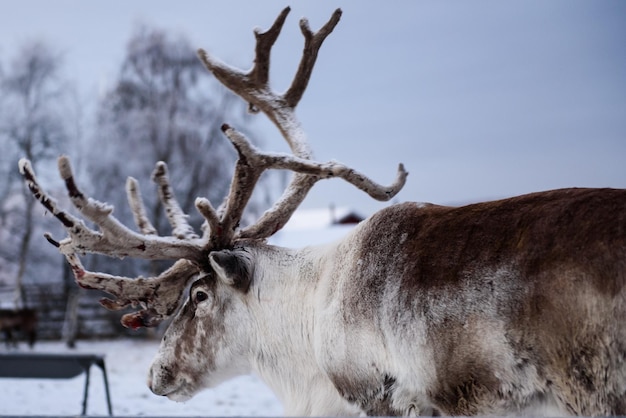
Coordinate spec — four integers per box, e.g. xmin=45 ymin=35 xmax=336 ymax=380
xmin=0 ymin=308 xmax=37 ymax=349
xmin=18 ymin=7 xmax=625 ymax=416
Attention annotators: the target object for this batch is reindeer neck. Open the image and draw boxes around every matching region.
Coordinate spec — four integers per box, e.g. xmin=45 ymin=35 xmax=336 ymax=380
xmin=244 ymin=241 xmax=351 ymax=414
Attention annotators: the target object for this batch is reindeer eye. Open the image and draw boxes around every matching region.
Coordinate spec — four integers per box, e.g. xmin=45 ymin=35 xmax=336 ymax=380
xmin=195 ymin=290 xmax=209 ymax=303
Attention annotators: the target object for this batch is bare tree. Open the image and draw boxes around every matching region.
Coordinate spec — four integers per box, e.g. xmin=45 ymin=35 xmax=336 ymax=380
xmin=88 ymin=24 xmax=254 ymax=278
xmin=0 ymin=41 xmax=75 ymax=306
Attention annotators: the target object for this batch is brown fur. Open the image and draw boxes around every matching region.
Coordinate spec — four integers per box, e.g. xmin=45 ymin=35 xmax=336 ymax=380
xmin=333 ymin=188 xmax=625 ymax=414
xmin=0 ymin=308 xmax=38 ymax=348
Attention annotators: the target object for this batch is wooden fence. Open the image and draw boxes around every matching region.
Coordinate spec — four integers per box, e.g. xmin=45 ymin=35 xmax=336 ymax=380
xmin=0 ymin=282 xmax=147 ymax=342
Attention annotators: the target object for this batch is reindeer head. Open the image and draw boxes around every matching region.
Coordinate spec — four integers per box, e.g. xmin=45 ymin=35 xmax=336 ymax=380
xmin=147 ymin=246 xmax=258 ymax=401
xmin=19 ymin=7 xmax=407 ymax=401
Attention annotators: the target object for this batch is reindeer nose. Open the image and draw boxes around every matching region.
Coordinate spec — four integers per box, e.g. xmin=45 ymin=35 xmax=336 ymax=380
xmin=148 ymin=363 xmax=177 ymax=396
xmin=147 ymin=365 xmax=166 ymax=396
xmin=147 ymin=367 xmax=157 ymax=394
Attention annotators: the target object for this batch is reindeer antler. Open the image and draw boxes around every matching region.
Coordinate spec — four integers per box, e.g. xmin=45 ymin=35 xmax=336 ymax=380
xmin=199 ymin=7 xmax=407 ymax=241
xmin=19 ymin=157 xmax=204 ymax=327
xmin=19 ymin=8 xmax=407 ymax=328
xmin=19 ymin=158 xmax=206 ymax=261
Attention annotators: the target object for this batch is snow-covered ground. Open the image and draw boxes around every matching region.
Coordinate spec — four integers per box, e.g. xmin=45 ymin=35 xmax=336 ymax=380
xmin=0 ymin=338 xmax=283 ymax=416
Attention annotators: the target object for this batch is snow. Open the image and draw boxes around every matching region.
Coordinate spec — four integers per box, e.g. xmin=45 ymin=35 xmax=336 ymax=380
xmin=269 ymin=223 xmax=356 ymax=248
xmin=268 ymin=207 xmax=362 ymax=248
xmin=0 ymin=338 xmax=283 ymax=416
xmin=280 ymin=207 xmax=358 ymax=231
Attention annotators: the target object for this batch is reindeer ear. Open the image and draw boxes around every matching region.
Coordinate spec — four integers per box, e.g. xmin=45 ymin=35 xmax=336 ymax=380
xmin=209 ymin=249 xmax=253 ymax=293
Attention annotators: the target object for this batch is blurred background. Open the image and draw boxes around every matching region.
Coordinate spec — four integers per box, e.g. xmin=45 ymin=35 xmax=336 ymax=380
xmin=0 ymin=1 xmax=624 ymax=344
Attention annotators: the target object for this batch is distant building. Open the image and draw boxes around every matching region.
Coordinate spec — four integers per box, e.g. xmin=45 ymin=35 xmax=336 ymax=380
xmin=268 ymin=206 xmax=365 ymax=248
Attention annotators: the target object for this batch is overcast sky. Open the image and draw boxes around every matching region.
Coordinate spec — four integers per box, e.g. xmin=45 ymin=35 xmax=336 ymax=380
xmin=2 ymin=1 xmax=625 ymax=216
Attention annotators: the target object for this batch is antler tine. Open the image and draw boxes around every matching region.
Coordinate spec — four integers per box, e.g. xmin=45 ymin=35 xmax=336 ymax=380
xmin=250 ymin=6 xmax=291 ymax=89
xmin=19 ymin=158 xmax=84 ymax=231
xmin=127 ymin=177 xmax=158 ymax=235
xmin=195 ymin=197 xmax=221 ymax=243
xmin=151 ymin=162 xmax=199 ymax=240
xmin=19 ymin=156 xmax=205 ymax=263
xmin=284 ymin=8 xmax=342 ymax=108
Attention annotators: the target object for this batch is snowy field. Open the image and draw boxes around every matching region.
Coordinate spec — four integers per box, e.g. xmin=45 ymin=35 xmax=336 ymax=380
xmin=0 ymin=338 xmax=283 ymax=416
